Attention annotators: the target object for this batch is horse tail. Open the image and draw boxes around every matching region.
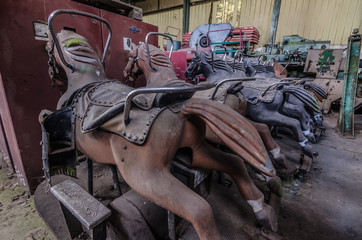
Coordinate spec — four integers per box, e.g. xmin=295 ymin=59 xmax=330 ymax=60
xmin=282 ymin=86 xmax=321 ymax=113
xmin=181 ymin=98 xmax=275 ymax=176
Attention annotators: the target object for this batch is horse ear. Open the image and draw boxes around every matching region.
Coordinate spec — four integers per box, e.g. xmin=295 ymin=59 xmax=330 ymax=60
xmin=191 ymin=51 xmax=199 ymax=59
xmin=130 ymin=42 xmax=137 ymax=51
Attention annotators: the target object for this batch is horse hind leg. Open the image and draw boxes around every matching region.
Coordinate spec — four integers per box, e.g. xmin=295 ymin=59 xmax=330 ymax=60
xmin=256 ymin=111 xmax=314 ymax=158
xmin=109 ymin=130 xmax=221 ymax=239
xmin=191 ymin=142 xmax=279 ymax=232
xmin=280 ymin=101 xmax=316 ymax=143
xmin=248 ymin=121 xmax=287 ymax=168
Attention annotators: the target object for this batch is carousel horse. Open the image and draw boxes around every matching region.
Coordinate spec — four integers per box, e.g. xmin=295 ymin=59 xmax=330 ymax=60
xmin=45 ymin=28 xmax=280 ymax=239
xmin=240 ymin=57 xmax=326 ymax=127
xmin=124 ymin=42 xmax=288 ymax=170
xmin=123 ymin=39 xmax=288 ymax=181
xmin=185 ymin=52 xmax=318 ymax=157
xmin=236 ymin=58 xmax=327 ymax=141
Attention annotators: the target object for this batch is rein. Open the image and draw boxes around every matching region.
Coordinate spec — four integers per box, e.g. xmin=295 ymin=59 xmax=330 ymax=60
xmin=47 ymin=40 xmax=68 ymax=86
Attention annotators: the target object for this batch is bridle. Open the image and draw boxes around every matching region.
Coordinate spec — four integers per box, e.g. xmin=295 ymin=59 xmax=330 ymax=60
xmin=47 ymin=40 xmax=68 ymax=87
xmin=125 ymin=44 xmax=143 ymax=84
xmin=185 ymin=55 xmax=202 ymax=81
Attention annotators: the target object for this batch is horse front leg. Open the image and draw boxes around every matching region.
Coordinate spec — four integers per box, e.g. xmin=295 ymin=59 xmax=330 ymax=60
xmin=191 ymin=142 xmax=279 ymax=232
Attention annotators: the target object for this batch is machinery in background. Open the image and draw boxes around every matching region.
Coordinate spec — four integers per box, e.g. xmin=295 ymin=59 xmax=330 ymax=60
xmin=258 ymin=35 xmax=330 ymax=63
xmin=181 ymin=23 xmax=260 ymax=53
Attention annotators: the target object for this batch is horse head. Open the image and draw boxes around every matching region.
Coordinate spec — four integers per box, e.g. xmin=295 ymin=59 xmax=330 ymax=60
xmin=186 ymin=52 xmax=232 ymax=83
xmin=185 ymin=51 xmax=202 ymax=82
xmin=124 ymin=42 xmax=176 ymax=87
xmin=47 ymin=30 xmax=107 ymax=108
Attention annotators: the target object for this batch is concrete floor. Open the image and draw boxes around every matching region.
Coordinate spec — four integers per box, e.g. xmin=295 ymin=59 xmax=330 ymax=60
xmin=278 ymin=114 xmax=362 ymax=240
xmin=1 ymin=114 xmax=361 ymax=240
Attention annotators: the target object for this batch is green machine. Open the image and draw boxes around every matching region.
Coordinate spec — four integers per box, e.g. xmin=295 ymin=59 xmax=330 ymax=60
xmin=258 ymin=35 xmax=331 ymax=64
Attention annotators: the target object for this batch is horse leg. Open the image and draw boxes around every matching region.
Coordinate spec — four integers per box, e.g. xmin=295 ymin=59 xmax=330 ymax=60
xmin=109 ymin=114 xmax=221 ymax=240
xmin=251 ymin=110 xmax=314 ymax=158
xmin=248 ymin=121 xmax=287 ymax=168
xmin=191 ymin=142 xmax=279 ymax=232
xmin=280 ymin=101 xmax=316 ymax=143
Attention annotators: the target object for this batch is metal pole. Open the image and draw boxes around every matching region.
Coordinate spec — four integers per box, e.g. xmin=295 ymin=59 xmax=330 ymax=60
xmin=268 ymin=0 xmax=282 ymax=45
xmin=182 ymin=0 xmax=190 ymax=34
xmin=338 ymin=29 xmax=362 ymax=138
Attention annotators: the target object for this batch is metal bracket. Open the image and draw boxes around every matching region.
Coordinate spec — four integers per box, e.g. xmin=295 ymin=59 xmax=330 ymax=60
xmin=145 ymin=32 xmax=174 ymax=72
xmin=210 ymin=77 xmax=256 ymax=100
xmin=124 ymin=83 xmax=215 ymax=124
xmin=261 ymin=82 xmax=291 ymax=97
xmin=232 ymin=49 xmax=243 ymax=72
xmin=48 ymin=9 xmax=113 ymax=72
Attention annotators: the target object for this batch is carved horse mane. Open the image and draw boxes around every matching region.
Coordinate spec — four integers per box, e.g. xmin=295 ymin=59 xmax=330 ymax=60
xmin=140 ymin=43 xmax=175 ymax=69
xmin=48 ymin=30 xmax=108 ymax=108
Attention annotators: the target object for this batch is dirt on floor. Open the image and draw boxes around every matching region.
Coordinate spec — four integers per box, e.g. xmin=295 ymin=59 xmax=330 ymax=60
xmin=0 ymin=152 xmax=55 ymax=240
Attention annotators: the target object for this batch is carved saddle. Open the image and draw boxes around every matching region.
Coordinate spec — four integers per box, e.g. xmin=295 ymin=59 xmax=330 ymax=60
xmin=70 ymin=80 xmax=194 ymax=145
xmin=240 ymin=79 xmax=282 ymax=104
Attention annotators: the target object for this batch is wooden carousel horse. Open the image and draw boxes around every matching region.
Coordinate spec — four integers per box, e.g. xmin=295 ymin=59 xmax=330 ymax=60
xmin=43 ymin=11 xmax=279 ymax=239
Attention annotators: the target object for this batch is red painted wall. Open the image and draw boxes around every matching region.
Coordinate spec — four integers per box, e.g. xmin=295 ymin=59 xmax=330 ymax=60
xmin=0 ymin=0 xmax=157 ymax=191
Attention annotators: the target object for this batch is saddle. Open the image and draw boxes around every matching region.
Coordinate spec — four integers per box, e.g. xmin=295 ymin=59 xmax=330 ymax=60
xmin=241 ymin=79 xmax=281 ymax=104
xmin=71 ymin=80 xmax=194 ymax=145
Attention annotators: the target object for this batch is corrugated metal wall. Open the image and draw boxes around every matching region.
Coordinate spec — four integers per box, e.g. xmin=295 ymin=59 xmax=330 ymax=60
xmin=143 ymin=2 xmax=214 ymax=46
xmin=142 ymin=0 xmax=362 ymax=47
xmin=273 ymin=0 xmax=362 ymax=45
xmin=143 ymin=9 xmax=183 ymax=46
xmin=238 ymin=0 xmax=274 ymax=46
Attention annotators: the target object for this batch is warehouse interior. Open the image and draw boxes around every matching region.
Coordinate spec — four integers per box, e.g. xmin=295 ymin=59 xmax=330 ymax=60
xmin=0 ymin=0 xmax=361 ymax=239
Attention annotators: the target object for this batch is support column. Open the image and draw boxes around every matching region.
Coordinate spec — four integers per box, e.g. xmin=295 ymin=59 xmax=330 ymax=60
xmin=182 ymin=0 xmax=190 ymax=34
xmin=338 ymin=29 xmax=362 ymax=138
xmin=268 ymin=0 xmax=282 ymax=45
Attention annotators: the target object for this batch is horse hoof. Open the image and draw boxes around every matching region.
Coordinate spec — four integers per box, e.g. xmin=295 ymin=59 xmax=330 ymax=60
xmin=302 ymin=144 xmax=314 ymax=158
xmin=306 ymin=133 xmax=316 ymax=143
xmin=267 ymin=176 xmax=283 ymax=197
xmin=255 ymin=204 xmax=278 ymax=232
xmin=273 ymin=154 xmax=288 ymax=169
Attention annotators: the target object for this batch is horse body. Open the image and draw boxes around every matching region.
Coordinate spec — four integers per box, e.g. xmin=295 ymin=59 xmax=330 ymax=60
xmin=186 ymin=52 xmax=317 ymax=157
xmin=47 ymin=30 xmax=278 ymax=239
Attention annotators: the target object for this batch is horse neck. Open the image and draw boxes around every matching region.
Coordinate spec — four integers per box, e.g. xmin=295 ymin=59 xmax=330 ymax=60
xmin=200 ymin=61 xmax=230 ymax=84
xmin=57 ymin=66 xmax=106 ymax=109
xmin=143 ymin=65 xmax=178 ymax=87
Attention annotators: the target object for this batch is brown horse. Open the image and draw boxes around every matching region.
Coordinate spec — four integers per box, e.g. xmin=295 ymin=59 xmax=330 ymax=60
xmin=47 ymin=30 xmax=278 ymax=239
